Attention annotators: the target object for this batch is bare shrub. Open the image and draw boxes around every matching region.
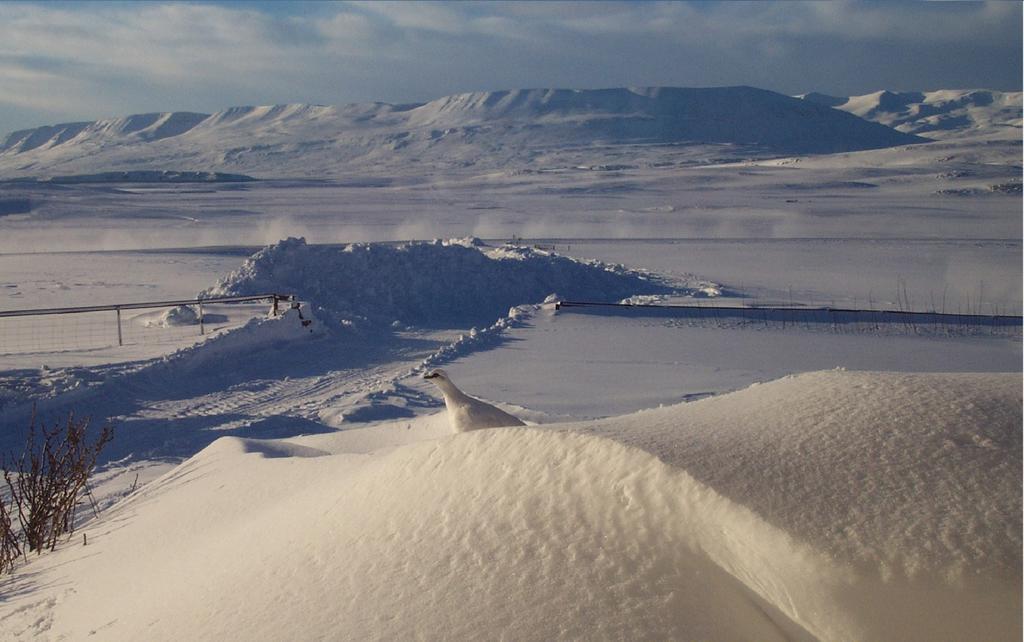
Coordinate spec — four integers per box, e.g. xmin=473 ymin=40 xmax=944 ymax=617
xmin=0 ymin=412 xmax=113 ymax=573
xmin=0 ymin=489 xmax=19 ymax=574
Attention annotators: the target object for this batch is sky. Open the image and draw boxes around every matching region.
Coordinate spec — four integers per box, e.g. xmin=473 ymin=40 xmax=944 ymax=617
xmin=0 ymin=0 xmax=1021 ymax=134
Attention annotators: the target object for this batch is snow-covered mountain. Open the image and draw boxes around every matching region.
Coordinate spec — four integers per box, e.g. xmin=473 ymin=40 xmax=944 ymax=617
xmin=0 ymin=87 xmax=923 ymax=179
xmin=800 ymin=89 xmax=1022 ymax=139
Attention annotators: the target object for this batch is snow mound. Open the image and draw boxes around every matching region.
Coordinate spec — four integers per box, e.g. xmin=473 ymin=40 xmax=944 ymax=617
xmin=327 ymin=381 xmax=442 ymax=426
xmin=3 ymin=371 xmax=1017 ymax=641
xmin=576 ymin=371 xmax=1022 ymax=584
xmin=207 ymin=237 xmax=676 ymax=328
xmin=0 ymin=427 xmax=818 ymax=641
xmin=145 ymin=304 xmax=199 ymax=327
xmin=154 ymin=305 xmax=322 ymax=373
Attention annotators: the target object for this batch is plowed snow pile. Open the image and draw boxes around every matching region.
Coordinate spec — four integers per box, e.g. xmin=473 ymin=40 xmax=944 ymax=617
xmin=2 ymin=371 xmax=1018 ymax=641
xmin=206 ymin=237 xmax=684 ymax=327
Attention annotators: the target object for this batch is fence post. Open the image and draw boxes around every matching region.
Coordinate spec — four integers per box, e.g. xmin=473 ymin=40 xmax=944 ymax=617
xmin=198 ymin=301 xmax=205 ymax=336
xmin=115 ymin=307 xmax=123 ymax=346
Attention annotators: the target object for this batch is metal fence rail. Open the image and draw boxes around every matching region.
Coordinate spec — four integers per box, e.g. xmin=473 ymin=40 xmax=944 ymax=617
xmin=556 ymin=300 xmax=1023 ymax=335
xmin=0 ymin=294 xmax=294 ymax=319
xmin=0 ymin=293 xmax=294 ymax=355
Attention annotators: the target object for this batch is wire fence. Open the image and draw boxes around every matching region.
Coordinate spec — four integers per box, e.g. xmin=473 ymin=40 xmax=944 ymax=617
xmin=0 ymin=294 xmax=294 ymax=356
xmin=556 ymin=300 xmax=1023 ymax=338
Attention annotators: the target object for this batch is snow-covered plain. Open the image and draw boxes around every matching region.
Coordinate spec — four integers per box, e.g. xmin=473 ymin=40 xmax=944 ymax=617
xmin=0 ymin=86 xmax=1020 ymax=640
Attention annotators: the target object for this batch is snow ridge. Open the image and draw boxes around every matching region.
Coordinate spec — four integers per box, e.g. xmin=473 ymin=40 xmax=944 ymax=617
xmin=207 ymin=237 xmax=681 ymax=329
xmin=801 ymin=88 xmax=1022 ymax=139
xmin=0 ymin=112 xmax=210 ymax=153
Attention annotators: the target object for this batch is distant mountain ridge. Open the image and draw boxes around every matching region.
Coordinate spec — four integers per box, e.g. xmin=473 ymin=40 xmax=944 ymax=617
xmin=2 ymin=112 xmax=210 ymax=153
xmin=799 ymin=89 xmax=1022 ymax=139
xmin=0 ymin=86 xmax=927 ymax=179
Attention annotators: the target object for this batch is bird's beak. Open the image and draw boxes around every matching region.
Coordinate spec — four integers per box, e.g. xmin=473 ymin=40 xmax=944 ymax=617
xmin=423 ymin=373 xmax=437 ymax=379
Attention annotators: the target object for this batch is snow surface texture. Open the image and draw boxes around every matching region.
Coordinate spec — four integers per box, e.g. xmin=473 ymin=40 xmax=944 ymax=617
xmin=0 ymin=371 xmax=1017 ymax=641
xmin=206 ymin=237 xmax=691 ymax=328
xmin=0 ymin=86 xmax=924 ymax=179
xmin=149 ymin=305 xmax=323 ymax=375
xmin=0 ymin=305 xmax=320 ymax=418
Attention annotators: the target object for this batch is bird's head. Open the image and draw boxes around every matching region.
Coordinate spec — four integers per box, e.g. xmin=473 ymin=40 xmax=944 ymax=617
xmin=423 ymin=368 xmax=449 ymax=382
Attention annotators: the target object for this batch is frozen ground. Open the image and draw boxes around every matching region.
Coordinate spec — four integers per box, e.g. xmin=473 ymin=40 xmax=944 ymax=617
xmin=0 ymin=248 xmax=248 ymax=311
xmin=449 ymin=306 xmax=1020 ymax=418
xmin=0 ymin=97 xmax=1020 ymax=639
xmin=0 ymin=110 xmax=1020 ymax=254
xmin=554 ymin=237 xmax=1022 ymax=314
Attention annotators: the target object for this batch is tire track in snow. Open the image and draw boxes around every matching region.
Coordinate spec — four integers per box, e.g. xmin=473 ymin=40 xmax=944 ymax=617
xmin=1 ymin=304 xmax=534 ymax=463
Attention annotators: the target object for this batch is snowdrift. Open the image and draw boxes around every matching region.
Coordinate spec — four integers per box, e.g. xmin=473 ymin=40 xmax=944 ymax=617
xmin=207 ymin=237 xmax=680 ymax=328
xmin=2 ymin=371 xmax=1018 ymax=641
xmin=150 ymin=305 xmax=322 ymax=373
xmin=0 ymin=305 xmax=323 ymax=456
xmin=144 ymin=304 xmax=200 ymax=327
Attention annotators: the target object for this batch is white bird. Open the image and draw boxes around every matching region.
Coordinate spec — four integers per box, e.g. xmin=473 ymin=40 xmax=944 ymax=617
xmin=423 ymin=369 xmax=526 ymax=432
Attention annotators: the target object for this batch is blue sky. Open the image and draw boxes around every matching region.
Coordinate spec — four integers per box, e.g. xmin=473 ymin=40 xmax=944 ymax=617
xmin=0 ymin=1 xmax=1020 ymax=133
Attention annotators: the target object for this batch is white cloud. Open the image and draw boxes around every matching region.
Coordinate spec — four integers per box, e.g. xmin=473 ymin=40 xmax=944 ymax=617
xmin=0 ymin=1 xmax=1018 ymax=133
xmin=353 ymin=1 xmax=469 ymax=35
